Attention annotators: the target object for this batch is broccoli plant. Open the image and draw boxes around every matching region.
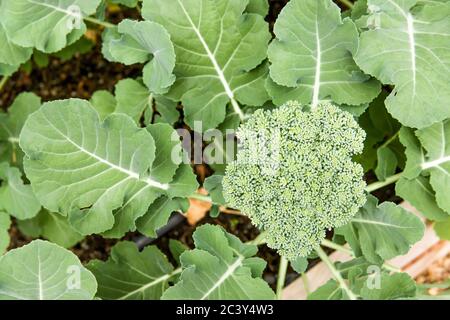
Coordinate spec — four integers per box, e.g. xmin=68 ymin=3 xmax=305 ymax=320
xmin=223 ymin=101 xmax=367 ymax=259
xmin=0 ymin=0 xmax=449 ymax=301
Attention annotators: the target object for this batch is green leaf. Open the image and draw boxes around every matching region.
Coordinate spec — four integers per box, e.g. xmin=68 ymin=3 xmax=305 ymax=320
xmin=0 ymin=212 xmax=10 ymax=254
xmin=290 ymin=256 xmax=308 ymax=274
xmin=246 ymin=0 xmax=269 ymax=16
xmin=142 ymin=0 xmax=271 ymax=131
xmin=53 ymin=36 xmax=94 ymax=61
xmin=0 ymin=92 xmax=41 ymax=166
xmin=354 ymin=0 xmax=450 ymax=128
xmin=396 ymin=176 xmax=449 ymax=221
xmin=308 ymin=279 xmax=346 ymax=300
xmin=434 ymin=217 xmax=450 ymax=240
xmin=22 ymin=210 xmax=84 ymax=248
xmin=145 ymin=95 xmax=180 ymax=125
xmin=107 ymin=19 xmax=176 ymax=94
xmin=114 ymin=78 xmax=150 ymax=124
xmin=1 ymin=0 xmax=102 ymax=53
xmin=162 ymin=224 xmax=275 ymax=300
xmin=169 ymin=239 xmax=188 ymax=266
xmin=87 ymin=241 xmax=177 ymax=300
xmin=20 ymin=99 xmax=196 ymax=235
xmin=267 ymin=0 xmax=380 ymax=107
xmin=89 ymin=90 xmax=117 ymax=120
xmin=204 ymin=175 xmax=226 ymax=205
xmin=0 ymin=240 xmax=97 ymax=300
xmin=375 ymin=147 xmax=398 ymax=181
xmin=336 ymin=195 xmax=425 ymax=264
xmin=136 ymin=196 xmax=184 ymax=238
xmin=0 ymin=162 xmax=41 ymax=220
xmin=416 ymin=119 xmax=450 ymax=213
xmin=360 ymin=272 xmax=416 ymax=300
xmin=0 ymin=20 xmax=32 ymax=67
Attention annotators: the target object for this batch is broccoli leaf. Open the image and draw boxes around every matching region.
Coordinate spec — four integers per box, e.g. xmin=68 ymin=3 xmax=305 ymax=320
xmin=374 ymin=147 xmax=398 ymax=181
xmin=0 ymin=92 xmax=41 ymax=167
xmin=142 ymin=0 xmax=271 ymax=131
xmin=87 ymin=241 xmax=177 ymax=300
xmin=1 ymin=0 xmax=102 ymax=53
xmin=0 ymin=18 xmax=32 ymax=67
xmin=162 ymin=224 xmax=275 ymax=299
xmin=0 ymin=211 xmax=10 ymax=254
xmin=246 ymin=0 xmax=269 ymax=16
xmin=267 ymin=0 xmax=380 ymax=107
xmin=336 ymin=195 xmax=424 ymax=264
xmin=0 ymin=240 xmax=97 ymax=300
xmin=20 ymin=99 xmax=198 ymax=235
xmin=434 ymin=217 xmax=450 ymax=240
xmin=0 ymin=162 xmax=41 ymax=220
xmin=355 ymin=0 xmax=450 ymax=128
xmin=89 ymin=90 xmax=117 ymax=121
xmin=105 ymin=19 xmax=176 ymax=94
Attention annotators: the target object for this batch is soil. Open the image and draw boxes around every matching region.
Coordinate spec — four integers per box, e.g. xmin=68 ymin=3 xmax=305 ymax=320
xmin=2 ymin=0 xmax=448 ymax=292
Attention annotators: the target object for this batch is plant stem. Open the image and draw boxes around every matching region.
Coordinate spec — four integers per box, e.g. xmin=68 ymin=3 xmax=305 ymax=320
xmin=247 ymin=231 xmax=267 ymax=246
xmin=301 ymin=273 xmax=310 ymax=296
xmin=379 ymin=131 xmax=400 ymax=149
xmin=315 ymin=246 xmax=357 ymax=300
xmin=0 ymin=76 xmax=9 ymax=91
xmin=365 ymin=172 xmax=402 ymax=192
xmin=276 ymin=256 xmax=289 ymax=300
xmin=337 ymin=0 xmax=354 ymax=9
xmin=188 ymin=193 xmax=215 ymax=204
xmin=83 ymin=16 xmax=115 ymax=28
xmin=321 ymin=239 xmax=353 ymax=255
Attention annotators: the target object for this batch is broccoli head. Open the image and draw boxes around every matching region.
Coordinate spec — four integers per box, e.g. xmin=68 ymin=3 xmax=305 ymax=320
xmin=223 ymin=101 xmax=366 ymax=259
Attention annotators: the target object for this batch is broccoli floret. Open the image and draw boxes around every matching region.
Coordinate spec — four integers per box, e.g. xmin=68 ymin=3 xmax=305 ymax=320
xmin=223 ymin=101 xmax=366 ymax=259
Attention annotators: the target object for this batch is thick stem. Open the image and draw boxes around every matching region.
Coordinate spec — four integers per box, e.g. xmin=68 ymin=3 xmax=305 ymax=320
xmin=247 ymin=231 xmax=267 ymax=246
xmin=337 ymin=0 xmax=354 ymax=9
xmin=276 ymin=256 xmax=289 ymax=300
xmin=315 ymin=246 xmax=357 ymax=300
xmin=365 ymin=172 xmax=402 ymax=193
xmin=83 ymin=16 xmax=115 ymax=28
xmin=301 ymin=273 xmax=310 ymax=296
xmin=0 ymin=76 xmax=9 ymax=91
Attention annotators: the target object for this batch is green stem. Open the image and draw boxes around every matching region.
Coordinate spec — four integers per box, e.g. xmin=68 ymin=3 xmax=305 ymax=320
xmin=379 ymin=131 xmax=400 ymax=149
xmin=83 ymin=16 xmax=115 ymax=28
xmin=337 ymin=0 xmax=354 ymax=9
xmin=315 ymin=246 xmax=357 ymax=300
xmin=188 ymin=193 xmax=217 ymax=204
xmin=0 ymin=76 xmax=9 ymax=91
xmin=301 ymin=273 xmax=310 ymax=296
xmin=365 ymin=172 xmax=402 ymax=193
xmin=276 ymin=256 xmax=289 ymax=300
xmin=247 ymin=231 xmax=267 ymax=246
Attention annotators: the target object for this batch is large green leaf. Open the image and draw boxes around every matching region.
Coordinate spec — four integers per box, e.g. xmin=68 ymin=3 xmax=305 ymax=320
xmin=396 ymin=176 xmax=448 ymax=221
xmin=0 ymin=18 xmax=32 ymax=67
xmin=267 ymin=0 xmax=380 ymax=107
xmin=162 ymin=224 xmax=275 ymax=300
xmin=355 ymin=0 xmax=450 ymax=128
xmin=1 ymin=0 xmax=102 ymax=53
xmin=87 ymin=241 xmax=177 ymax=300
xmin=0 ymin=240 xmax=97 ymax=300
xmin=142 ymin=0 xmax=271 ymax=130
xmin=0 ymin=212 xmax=10 ymax=254
xmin=0 ymin=162 xmax=41 ymax=220
xmin=309 ymin=257 xmax=417 ymax=300
xmin=0 ymin=92 xmax=41 ymax=166
xmin=336 ymin=195 xmax=424 ymax=264
xmin=19 ymin=99 xmax=197 ymax=235
xmin=416 ymin=120 xmax=450 ymax=213
xmin=106 ymin=19 xmax=176 ymax=94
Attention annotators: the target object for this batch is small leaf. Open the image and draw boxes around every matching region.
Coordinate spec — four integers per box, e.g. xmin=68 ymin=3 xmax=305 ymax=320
xmin=290 ymin=256 xmax=308 ymax=274
xmin=0 ymin=162 xmax=41 ymax=220
xmin=169 ymin=239 xmax=188 ymax=266
xmin=375 ymin=147 xmax=398 ymax=181
xmin=434 ymin=217 xmax=450 ymax=240
xmin=162 ymin=224 xmax=275 ymax=300
xmin=107 ymin=19 xmax=176 ymax=94
xmin=336 ymin=195 xmax=425 ymax=264
xmin=0 ymin=240 xmax=97 ymax=300
xmin=360 ymin=272 xmax=416 ymax=300
xmin=87 ymin=241 xmax=176 ymax=300
xmin=89 ymin=90 xmax=117 ymax=120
